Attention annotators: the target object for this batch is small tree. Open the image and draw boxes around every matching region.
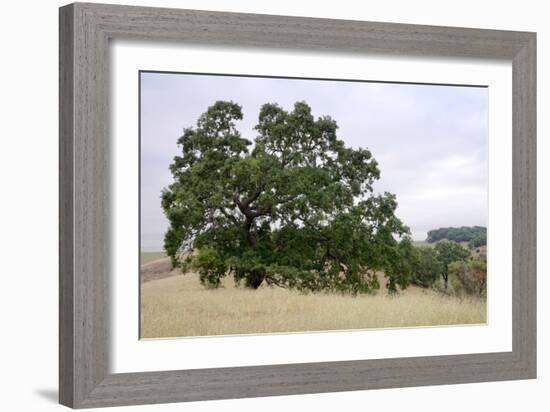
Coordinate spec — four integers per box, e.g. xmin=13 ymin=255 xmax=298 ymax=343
xmin=162 ymin=100 xmax=409 ymax=294
xmin=434 ymin=240 xmax=470 ymax=288
xmin=409 ymin=246 xmax=443 ymax=288
xmin=385 ymin=237 xmax=416 ymax=293
xmin=448 ymin=259 xmax=487 ymax=297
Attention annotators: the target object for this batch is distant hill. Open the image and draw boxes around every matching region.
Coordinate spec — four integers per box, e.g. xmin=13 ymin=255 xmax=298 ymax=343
xmin=426 ymin=226 xmax=487 ymax=247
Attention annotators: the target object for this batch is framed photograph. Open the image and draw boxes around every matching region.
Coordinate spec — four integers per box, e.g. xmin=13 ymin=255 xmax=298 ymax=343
xmin=59 ymin=2 xmax=536 ymax=408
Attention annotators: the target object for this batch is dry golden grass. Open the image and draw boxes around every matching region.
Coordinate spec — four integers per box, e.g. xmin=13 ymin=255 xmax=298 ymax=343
xmin=140 ymin=252 xmax=167 ymax=265
xmin=140 ymin=270 xmax=486 ymax=339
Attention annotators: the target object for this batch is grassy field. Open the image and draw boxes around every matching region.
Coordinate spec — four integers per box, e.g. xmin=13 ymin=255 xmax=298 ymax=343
xmin=412 ymin=240 xmax=431 ymax=247
xmin=140 ymin=252 xmax=166 ymax=265
xmin=140 ymin=263 xmax=486 ymax=339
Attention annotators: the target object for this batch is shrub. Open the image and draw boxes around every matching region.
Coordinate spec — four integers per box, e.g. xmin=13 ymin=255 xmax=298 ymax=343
xmin=447 ymin=259 xmax=487 ymax=297
xmin=410 ymin=247 xmax=442 ymax=288
xmin=468 ymin=233 xmax=487 ymax=249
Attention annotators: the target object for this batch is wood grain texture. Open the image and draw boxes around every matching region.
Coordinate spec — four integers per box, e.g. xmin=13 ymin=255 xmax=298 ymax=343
xmin=59 ymin=4 xmax=74 ymax=406
xmin=59 ymin=2 xmax=537 ymax=408
xmin=60 ymin=3 xmax=110 ymax=406
xmin=512 ymin=35 xmax=537 ymax=374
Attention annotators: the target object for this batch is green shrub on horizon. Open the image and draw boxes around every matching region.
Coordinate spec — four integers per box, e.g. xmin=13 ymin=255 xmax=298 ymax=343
xmin=426 ymin=226 xmax=486 ymax=246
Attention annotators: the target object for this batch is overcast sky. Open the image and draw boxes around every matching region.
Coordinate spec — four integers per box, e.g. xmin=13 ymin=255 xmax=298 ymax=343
xmin=140 ymin=72 xmax=488 ymax=251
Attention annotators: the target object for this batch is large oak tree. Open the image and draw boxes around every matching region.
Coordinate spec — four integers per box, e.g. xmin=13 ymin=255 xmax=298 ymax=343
xmin=162 ymin=101 xmax=410 ymax=294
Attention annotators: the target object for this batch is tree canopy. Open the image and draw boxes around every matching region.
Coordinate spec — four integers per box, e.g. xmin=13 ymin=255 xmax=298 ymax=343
xmin=161 ymin=100 xmax=410 ymax=294
xmin=426 ymin=226 xmax=486 ymax=246
xmin=433 ymin=240 xmax=471 ymax=288
xmin=409 ymin=246 xmax=443 ymax=288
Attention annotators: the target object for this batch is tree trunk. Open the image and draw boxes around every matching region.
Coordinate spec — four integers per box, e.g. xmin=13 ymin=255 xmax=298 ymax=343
xmin=242 ymin=211 xmax=264 ymax=289
xmin=443 ymin=274 xmax=448 ymax=289
xmin=244 ymin=216 xmax=258 ymax=247
xmin=247 ymin=270 xmax=265 ymax=289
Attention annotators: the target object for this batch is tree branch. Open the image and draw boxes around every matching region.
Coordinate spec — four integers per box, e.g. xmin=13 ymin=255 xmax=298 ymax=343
xmin=218 ymin=207 xmax=240 ymax=225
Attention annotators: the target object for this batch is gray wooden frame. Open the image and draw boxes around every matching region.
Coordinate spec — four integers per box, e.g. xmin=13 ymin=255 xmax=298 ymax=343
xmin=59 ymin=2 xmax=536 ymax=408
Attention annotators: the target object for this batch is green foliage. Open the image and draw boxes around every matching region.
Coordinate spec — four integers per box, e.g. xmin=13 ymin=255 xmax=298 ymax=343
xmin=426 ymin=226 xmax=486 ymax=245
xmin=191 ymin=247 xmax=227 ymax=288
xmin=409 ymin=246 xmax=443 ymax=288
xmin=468 ymin=233 xmax=487 ymax=249
xmin=434 ymin=240 xmax=471 ymax=288
xmin=391 ymin=243 xmax=446 ymax=290
xmin=162 ymin=100 xmax=409 ymax=294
